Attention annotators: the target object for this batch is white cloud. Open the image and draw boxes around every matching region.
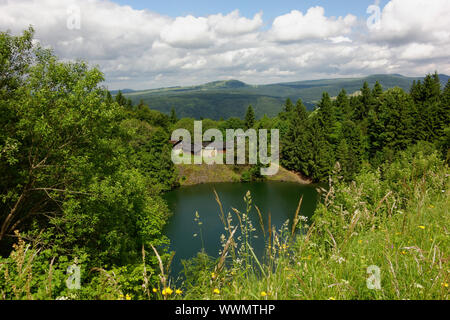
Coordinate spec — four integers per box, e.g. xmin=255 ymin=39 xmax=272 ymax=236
xmin=160 ymin=15 xmax=214 ymax=49
xmin=270 ymin=7 xmax=357 ymax=42
xmin=0 ymin=0 xmax=448 ymax=90
xmin=369 ymin=0 xmax=450 ymax=45
xmin=208 ymin=10 xmax=263 ymax=36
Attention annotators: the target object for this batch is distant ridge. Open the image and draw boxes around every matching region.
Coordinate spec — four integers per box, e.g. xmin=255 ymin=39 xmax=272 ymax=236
xmin=120 ymin=74 xmax=449 ymax=120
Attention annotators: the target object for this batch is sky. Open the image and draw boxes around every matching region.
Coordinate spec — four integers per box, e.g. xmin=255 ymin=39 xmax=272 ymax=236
xmin=1 ymin=0 xmax=449 ymax=90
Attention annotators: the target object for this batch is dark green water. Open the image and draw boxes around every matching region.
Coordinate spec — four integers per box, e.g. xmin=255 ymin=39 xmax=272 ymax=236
xmin=163 ymin=181 xmax=319 ymax=278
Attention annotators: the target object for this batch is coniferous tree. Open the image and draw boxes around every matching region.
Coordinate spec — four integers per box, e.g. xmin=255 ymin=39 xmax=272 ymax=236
xmin=335 ymin=89 xmax=351 ymax=121
xmin=356 ymin=81 xmax=373 ymax=121
xmin=317 ymin=92 xmax=334 ymax=129
xmin=373 ymin=81 xmax=383 ymax=99
xmin=115 ymin=90 xmax=129 ymax=108
xmin=245 ymin=105 xmax=255 ymax=129
xmin=281 ymin=100 xmax=309 ymax=173
xmin=106 ymin=90 xmax=113 ymax=104
xmin=170 ymin=107 xmax=177 ymax=124
xmin=414 ymin=73 xmax=442 ymax=141
xmin=284 ymin=98 xmax=294 ymax=113
xmin=370 ymin=88 xmax=416 ymax=164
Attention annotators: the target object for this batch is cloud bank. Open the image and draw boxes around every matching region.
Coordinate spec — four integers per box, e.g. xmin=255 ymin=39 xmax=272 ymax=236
xmin=0 ymin=0 xmax=449 ymax=89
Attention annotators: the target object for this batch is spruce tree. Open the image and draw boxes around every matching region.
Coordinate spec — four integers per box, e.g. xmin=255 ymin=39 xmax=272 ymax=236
xmin=335 ymin=89 xmax=351 ymax=121
xmin=170 ymin=107 xmax=177 ymax=124
xmin=115 ymin=90 xmax=127 ymax=107
xmin=284 ymin=98 xmax=294 ymax=113
xmin=245 ymin=105 xmax=255 ymax=129
xmin=373 ymin=81 xmax=383 ymax=98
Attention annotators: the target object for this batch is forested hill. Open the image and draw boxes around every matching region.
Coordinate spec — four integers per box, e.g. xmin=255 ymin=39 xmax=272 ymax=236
xmin=120 ymin=74 xmax=449 ymax=120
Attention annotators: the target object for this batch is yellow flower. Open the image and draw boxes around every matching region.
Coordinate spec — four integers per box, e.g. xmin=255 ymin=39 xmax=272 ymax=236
xmin=166 ymin=288 xmax=173 ymax=295
xmin=442 ymin=283 xmax=449 ymax=288
xmin=211 ymin=272 xmax=216 ymax=279
xmin=176 ymin=289 xmax=183 ymax=295
xmin=401 ymin=250 xmax=407 ymax=255
xmin=162 ymin=289 xmax=167 ymax=296
xmin=358 ymin=240 xmax=363 ymax=244
xmin=213 ymin=288 xmax=220 ymax=295
xmin=329 ymin=297 xmax=336 ymax=300
xmin=261 ymin=291 xmax=267 ymax=297
xmin=125 ymin=294 xmax=131 ymax=300
xmin=152 ymin=288 xmax=158 ymax=293
xmin=418 ymin=226 xmax=426 ymax=230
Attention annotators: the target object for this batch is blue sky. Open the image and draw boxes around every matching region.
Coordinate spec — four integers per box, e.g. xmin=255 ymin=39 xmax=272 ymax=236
xmin=114 ymin=0 xmax=389 ymax=22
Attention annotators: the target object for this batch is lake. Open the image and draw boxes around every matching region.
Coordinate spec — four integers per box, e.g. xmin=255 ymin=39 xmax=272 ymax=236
xmin=163 ymin=181 xmax=320 ymax=278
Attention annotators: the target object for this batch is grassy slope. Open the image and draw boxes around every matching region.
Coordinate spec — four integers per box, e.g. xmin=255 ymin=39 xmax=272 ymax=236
xmin=176 ymin=164 xmax=311 ymax=186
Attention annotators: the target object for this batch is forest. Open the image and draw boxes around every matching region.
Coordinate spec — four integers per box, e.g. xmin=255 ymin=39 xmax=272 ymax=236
xmin=0 ymin=28 xmax=448 ymax=300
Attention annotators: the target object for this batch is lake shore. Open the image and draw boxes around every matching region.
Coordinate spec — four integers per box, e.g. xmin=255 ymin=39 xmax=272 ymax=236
xmin=176 ymin=164 xmax=312 ymax=186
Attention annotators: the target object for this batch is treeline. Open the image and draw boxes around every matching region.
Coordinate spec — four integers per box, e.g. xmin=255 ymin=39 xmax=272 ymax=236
xmin=0 ymin=28 xmax=178 ymax=298
xmin=280 ymin=75 xmax=450 ymax=181
xmin=167 ymin=76 xmax=449 ymax=183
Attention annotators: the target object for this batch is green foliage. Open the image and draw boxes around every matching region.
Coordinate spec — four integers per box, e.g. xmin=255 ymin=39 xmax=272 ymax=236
xmin=0 ymin=28 xmax=177 ymax=298
xmin=244 ymin=105 xmax=255 ymax=129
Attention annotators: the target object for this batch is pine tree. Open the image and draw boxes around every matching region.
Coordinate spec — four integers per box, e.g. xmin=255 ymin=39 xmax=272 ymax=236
xmin=356 ymin=81 xmax=373 ymax=121
xmin=106 ymin=91 xmax=113 ymax=104
xmin=115 ymin=90 xmax=127 ymax=107
xmin=414 ymin=73 xmax=442 ymax=141
xmin=125 ymin=98 xmax=133 ymax=110
xmin=170 ymin=107 xmax=177 ymax=124
xmin=373 ymin=81 xmax=383 ymax=98
xmin=281 ymin=100 xmax=308 ymax=174
xmin=317 ymin=92 xmax=334 ymax=129
xmin=335 ymin=89 xmax=351 ymax=121
xmin=284 ymin=98 xmax=294 ymax=113
xmin=245 ymin=105 xmax=255 ymax=129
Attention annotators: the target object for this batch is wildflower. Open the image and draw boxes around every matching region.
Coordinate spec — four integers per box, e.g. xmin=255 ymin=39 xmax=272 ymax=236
xmin=442 ymin=283 xmax=449 ymax=288
xmin=213 ymin=288 xmax=220 ymax=295
xmin=162 ymin=289 xmax=167 ymax=296
xmin=166 ymin=288 xmax=173 ymax=295
xmin=329 ymin=297 xmax=336 ymax=300
xmin=211 ymin=272 xmax=216 ymax=279
xmin=176 ymin=289 xmax=183 ymax=295
xmin=261 ymin=291 xmax=267 ymax=297
xmin=401 ymin=251 xmax=407 ymax=255
xmin=152 ymin=288 xmax=158 ymax=293
xmin=418 ymin=226 xmax=426 ymax=230
xmin=126 ymin=294 xmax=131 ymax=300
xmin=358 ymin=240 xmax=363 ymax=244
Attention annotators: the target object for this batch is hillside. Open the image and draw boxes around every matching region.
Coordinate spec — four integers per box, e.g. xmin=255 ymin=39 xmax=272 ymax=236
xmin=122 ymin=74 xmax=449 ymax=120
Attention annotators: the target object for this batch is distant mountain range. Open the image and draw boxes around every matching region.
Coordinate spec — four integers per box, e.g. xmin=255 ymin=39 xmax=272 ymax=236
xmin=118 ymin=74 xmax=449 ymax=120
